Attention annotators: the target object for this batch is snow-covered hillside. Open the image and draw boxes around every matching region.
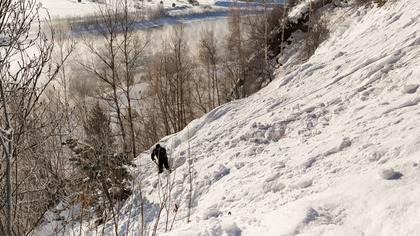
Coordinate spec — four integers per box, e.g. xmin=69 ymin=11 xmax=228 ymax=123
xmin=36 ymin=0 xmax=420 ymax=235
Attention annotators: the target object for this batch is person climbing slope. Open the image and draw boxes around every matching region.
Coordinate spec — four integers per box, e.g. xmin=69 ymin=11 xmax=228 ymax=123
xmin=151 ymin=144 xmax=171 ymax=174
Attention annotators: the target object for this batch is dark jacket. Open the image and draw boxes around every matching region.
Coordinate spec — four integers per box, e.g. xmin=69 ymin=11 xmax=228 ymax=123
xmin=151 ymin=147 xmax=167 ymax=161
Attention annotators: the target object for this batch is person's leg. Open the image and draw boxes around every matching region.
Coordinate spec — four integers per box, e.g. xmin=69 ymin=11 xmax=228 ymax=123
xmin=163 ymin=158 xmax=170 ymax=170
xmin=158 ymin=158 xmax=164 ymax=173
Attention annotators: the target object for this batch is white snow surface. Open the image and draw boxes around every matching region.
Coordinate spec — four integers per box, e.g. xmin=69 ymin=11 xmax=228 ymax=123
xmin=35 ymin=0 xmax=420 ymax=235
xmin=36 ymin=0 xmax=271 ymax=20
xmin=37 ymin=0 xmax=100 ymax=18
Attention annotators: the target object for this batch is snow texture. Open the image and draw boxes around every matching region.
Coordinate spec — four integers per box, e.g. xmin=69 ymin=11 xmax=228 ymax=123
xmin=34 ymin=0 xmax=420 ymax=235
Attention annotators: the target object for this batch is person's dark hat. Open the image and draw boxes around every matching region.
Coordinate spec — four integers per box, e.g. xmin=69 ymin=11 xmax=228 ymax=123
xmin=156 ymin=144 xmax=161 ymax=148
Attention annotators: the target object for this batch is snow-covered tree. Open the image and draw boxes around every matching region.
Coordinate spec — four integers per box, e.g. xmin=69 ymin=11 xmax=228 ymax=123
xmin=0 ymin=0 xmax=69 ymax=234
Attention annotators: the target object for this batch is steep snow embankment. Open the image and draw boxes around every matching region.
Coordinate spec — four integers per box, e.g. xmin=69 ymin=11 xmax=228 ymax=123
xmin=99 ymin=0 xmax=420 ymax=235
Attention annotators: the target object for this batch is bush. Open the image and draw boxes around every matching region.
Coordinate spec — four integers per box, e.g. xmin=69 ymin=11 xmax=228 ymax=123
xmin=62 ymin=103 xmax=134 ymax=224
xmin=146 ymin=6 xmax=167 ymax=20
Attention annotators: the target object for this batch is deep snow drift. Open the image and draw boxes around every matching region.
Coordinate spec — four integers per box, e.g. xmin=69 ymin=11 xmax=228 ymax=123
xmin=132 ymin=1 xmax=420 ymax=235
xmin=36 ymin=0 xmax=420 ymax=235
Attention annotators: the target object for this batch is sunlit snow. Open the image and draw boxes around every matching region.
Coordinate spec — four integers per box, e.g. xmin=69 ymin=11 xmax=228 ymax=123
xmin=34 ymin=0 xmax=420 ymax=235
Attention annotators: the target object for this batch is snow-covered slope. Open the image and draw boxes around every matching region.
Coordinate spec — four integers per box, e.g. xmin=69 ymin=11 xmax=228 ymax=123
xmin=37 ymin=0 xmax=420 ymax=235
xmin=128 ymin=1 xmax=420 ymax=235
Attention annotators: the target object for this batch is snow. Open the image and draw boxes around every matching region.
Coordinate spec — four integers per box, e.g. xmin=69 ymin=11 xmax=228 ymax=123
xmin=37 ymin=0 xmax=101 ymax=19
xmin=36 ymin=0 xmax=270 ymax=20
xmin=34 ymin=0 xmax=420 ymax=235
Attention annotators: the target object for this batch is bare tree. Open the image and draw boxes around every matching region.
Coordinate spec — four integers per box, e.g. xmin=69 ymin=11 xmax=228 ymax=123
xmin=223 ymin=5 xmax=272 ymax=100
xmin=147 ymin=42 xmax=175 ymax=136
xmin=0 ymin=0 xmax=71 ymax=235
xmin=280 ymin=0 xmax=287 ymax=57
xmin=81 ymin=2 xmax=128 ymax=155
xmin=170 ymin=24 xmax=194 ymax=131
xmin=262 ymin=0 xmax=272 ymax=82
xmin=53 ymin=18 xmax=78 ymax=137
xmin=117 ymin=0 xmax=150 ymax=160
xmin=305 ymin=0 xmax=330 ymax=59
xmin=224 ymin=7 xmax=249 ymax=99
xmin=197 ymin=28 xmax=222 ymax=112
xmin=81 ymin=0 xmax=149 ymax=160
xmin=147 ymin=24 xmax=194 ymax=135
xmin=19 ymin=89 xmax=76 ymax=234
